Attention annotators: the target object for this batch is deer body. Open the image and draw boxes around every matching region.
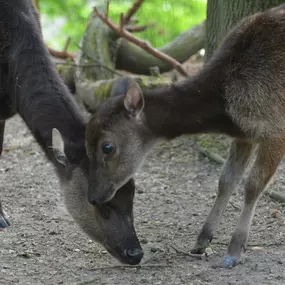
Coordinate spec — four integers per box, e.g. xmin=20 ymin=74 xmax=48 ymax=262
xmin=87 ymin=5 xmax=285 ymax=268
xmin=0 ymin=0 xmax=143 ymax=265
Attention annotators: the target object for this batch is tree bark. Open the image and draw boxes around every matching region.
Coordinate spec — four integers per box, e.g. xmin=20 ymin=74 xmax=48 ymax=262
xmin=205 ymin=0 xmax=285 ymax=60
xmin=75 ymin=9 xmax=119 ymax=82
xmin=74 ymin=7 xmax=120 ymax=108
xmin=61 ymin=7 xmax=205 ymax=112
xmin=70 ymin=7 xmax=171 ymax=112
xmin=77 ymin=76 xmax=171 ymax=112
xmin=56 ymin=63 xmax=76 ymax=94
xmin=34 ymin=0 xmax=40 ymax=10
xmin=116 ymin=22 xmax=205 ymax=75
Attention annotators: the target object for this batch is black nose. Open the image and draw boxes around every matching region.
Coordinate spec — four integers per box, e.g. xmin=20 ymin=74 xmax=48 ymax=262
xmin=88 ymin=197 xmax=97 ymax=206
xmin=125 ymin=248 xmax=144 ymax=264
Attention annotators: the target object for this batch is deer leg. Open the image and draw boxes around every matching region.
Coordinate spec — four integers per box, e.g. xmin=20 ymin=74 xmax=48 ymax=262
xmin=191 ymin=140 xmax=255 ymax=254
xmin=0 ymin=201 xmax=10 ymax=229
xmin=223 ymin=139 xmax=285 ymax=268
xmin=0 ymin=120 xmax=9 ymax=229
xmin=0 ymin=120 xmax=5 ymax=156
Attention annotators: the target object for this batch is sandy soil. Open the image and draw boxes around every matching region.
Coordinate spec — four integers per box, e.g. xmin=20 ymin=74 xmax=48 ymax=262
xmin=1 ymin=114 xmax=285 ymax=285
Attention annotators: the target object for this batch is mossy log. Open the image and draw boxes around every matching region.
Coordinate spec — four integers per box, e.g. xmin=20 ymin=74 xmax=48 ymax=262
xmin=73 ymin=6 xmax=120 ymax=109
xmin=75 ymin=9 xmax=118 ymax=82
xmin=116 ymin=22 xmax=205 ymax=75
xmin=56 ymin=63 xmax=76 ymax=93
xmin=77 ymin=75 xmax=172 ymax=112
xmin=264 ymin=189 xmax=285 ymax=204
xmin=57 ymin=9 xmax=204 ymax=112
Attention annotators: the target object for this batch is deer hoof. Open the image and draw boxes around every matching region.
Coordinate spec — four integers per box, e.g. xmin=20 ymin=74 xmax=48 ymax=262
xmin=0 ymin=211 xmax=10 ymax=230
xmin=223 ymin=255 xmax=237 ymax=268
xmin=190 ymin=248 xmax=204 ymax=255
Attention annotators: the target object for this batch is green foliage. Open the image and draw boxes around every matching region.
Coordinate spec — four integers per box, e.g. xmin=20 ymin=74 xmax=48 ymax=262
xmin=110 ymin=0 xmax=206 ymax=47
xmin=40 ymin=0 xmax=90 ymax=51
xmin=40 ymin=0 xmax=206 ymax=51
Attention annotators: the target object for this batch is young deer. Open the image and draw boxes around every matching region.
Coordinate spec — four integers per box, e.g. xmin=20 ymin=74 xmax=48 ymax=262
xmin=0 ymin=0 xmax=143 ymax=265
xmin=86 ymin=5 xmax=285 ymax=268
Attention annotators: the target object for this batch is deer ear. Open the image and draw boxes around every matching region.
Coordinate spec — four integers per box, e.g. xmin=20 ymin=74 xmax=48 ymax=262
xmin=52 ymin=128 xmax=68 ymax=167
xmin=124 ymin=82 xmax=145 ymax=117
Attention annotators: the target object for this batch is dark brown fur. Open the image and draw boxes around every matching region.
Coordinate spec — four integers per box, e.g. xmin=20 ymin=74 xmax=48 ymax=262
xmin=0 ymin=0 xmax=143 ymax=265
xmin=86 ymin=5 xmax=285 ymax=267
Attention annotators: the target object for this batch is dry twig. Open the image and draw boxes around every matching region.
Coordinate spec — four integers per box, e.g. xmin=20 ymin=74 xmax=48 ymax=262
xmin=94 ymin=2 xmax=188 ymax=77
xmin=63 ymin=37 xmax=71 ymax=52
xmin=229 ymin=200 xmax=241 ymax=211
xmin=169 ymin=245 xmax=204 ymax=259
xmin=125 ymin=23 xmax=155 ymax=33
xmin=123 ymin=0 xmax=145 ymax=24
xmin=89 ymin=264 xmax=171 ymax=271
xmin=196 ymin=143 xmax=225 ymax=165
xmin=48 ymin=47 xmax=75 ymax=61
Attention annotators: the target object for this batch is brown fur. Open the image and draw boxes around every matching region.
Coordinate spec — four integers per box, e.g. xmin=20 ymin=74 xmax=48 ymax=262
xmin=0 ymin=0 xmax=143 ymax=265
xmin=86 ymin=4 xmax=285 ymax=266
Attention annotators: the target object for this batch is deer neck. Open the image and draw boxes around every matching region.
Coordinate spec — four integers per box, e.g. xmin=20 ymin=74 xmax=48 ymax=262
xmin=142 ymin=67 xmax=242 ymax=140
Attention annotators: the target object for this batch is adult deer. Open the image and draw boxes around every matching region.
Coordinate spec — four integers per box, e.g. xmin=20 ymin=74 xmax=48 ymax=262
xmin=85 ymin=5 xmax=285 ymax=268
xmin=0 ymin=0 xmax=143 ymax=265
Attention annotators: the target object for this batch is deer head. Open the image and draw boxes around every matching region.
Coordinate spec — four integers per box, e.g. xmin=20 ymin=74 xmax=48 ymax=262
xmin=51 ymin=128 xmax=144 ymax=265
xmin=84 ymin=80 xmax=155 ymax=205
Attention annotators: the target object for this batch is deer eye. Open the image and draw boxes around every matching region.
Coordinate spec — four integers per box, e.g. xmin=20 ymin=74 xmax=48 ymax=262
xmin=102 ymin=143 xmax=114 ymax=154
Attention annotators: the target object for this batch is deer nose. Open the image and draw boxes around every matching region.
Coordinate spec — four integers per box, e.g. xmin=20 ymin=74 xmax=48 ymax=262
xmin=125 ymin=248 xmax=144 ymax=264
xmin=88 ymin=197 xmax=97 ymax=206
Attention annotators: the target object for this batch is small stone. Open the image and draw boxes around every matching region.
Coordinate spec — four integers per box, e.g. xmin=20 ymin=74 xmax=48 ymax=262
xmin=205 ymin=247 xmax=214 ymax=256
xmin=18 ymin=252 xmax=31 ymax=258
xmin=141 ymin=238 xmax=148 ymax=244
xmin=251 ymin=246 xmax=265 ymax=252
xmin=150 ymin=247 xmax=158 ymax=253
xmin=272 ymin=209 xmax=279 ymax=218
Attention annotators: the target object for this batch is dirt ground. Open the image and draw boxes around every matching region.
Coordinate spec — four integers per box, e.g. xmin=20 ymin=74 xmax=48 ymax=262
xmin=0 ymin=115 xmax=285 ymax=285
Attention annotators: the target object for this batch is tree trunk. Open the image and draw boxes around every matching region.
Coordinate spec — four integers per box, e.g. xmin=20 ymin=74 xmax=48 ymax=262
xmin=77 ymin=76 xmax=171 ymax=112
xmin=34 ymin=0 xmax=40 ymax=10
xmin=71 ymin=7 xmax=171 ymax=112
xmin=205 ymin=0 xmax=284 ymax=60
xmin=116 ymin=22 xmax=205 ymax=75
xmin=75 ymin=9 xmax=119 ymax=82
xmin=74 ymin=7 xmax=119 ymax=108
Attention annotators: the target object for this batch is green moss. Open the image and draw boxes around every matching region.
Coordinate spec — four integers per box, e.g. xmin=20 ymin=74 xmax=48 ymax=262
xmin=92 ymin=76 xmax=171 ymax=103
xmin=135 ymin=75 xmax=171 ymax=89
xmin=78 ymin=11 xmax=117 ymax=81
xmin=93 ymin=80 xmax=113 ymax=101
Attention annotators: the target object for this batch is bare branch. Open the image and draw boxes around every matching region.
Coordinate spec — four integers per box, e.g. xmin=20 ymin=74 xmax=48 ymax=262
xmin=48 ymin=47 xmax=75 ymax=61
xmin=128 ymin=18 xmax=139 ymax=24
xmin=94 ymin=6 xmax=188 ymax=77
xmin=63 ymin=37 xmax=71 ymax=52
xmin=125 ymin=23 xmax=155 ymax=33
xmin=124 ymin=0 xmax=145 ymax=25
xmin=196 ymin=142 xmax=225 ymax=164
xmin=120 ymin=13 xmax=124 ymax=33
xmin=105 ymin=0 xmax=110 ymax=18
